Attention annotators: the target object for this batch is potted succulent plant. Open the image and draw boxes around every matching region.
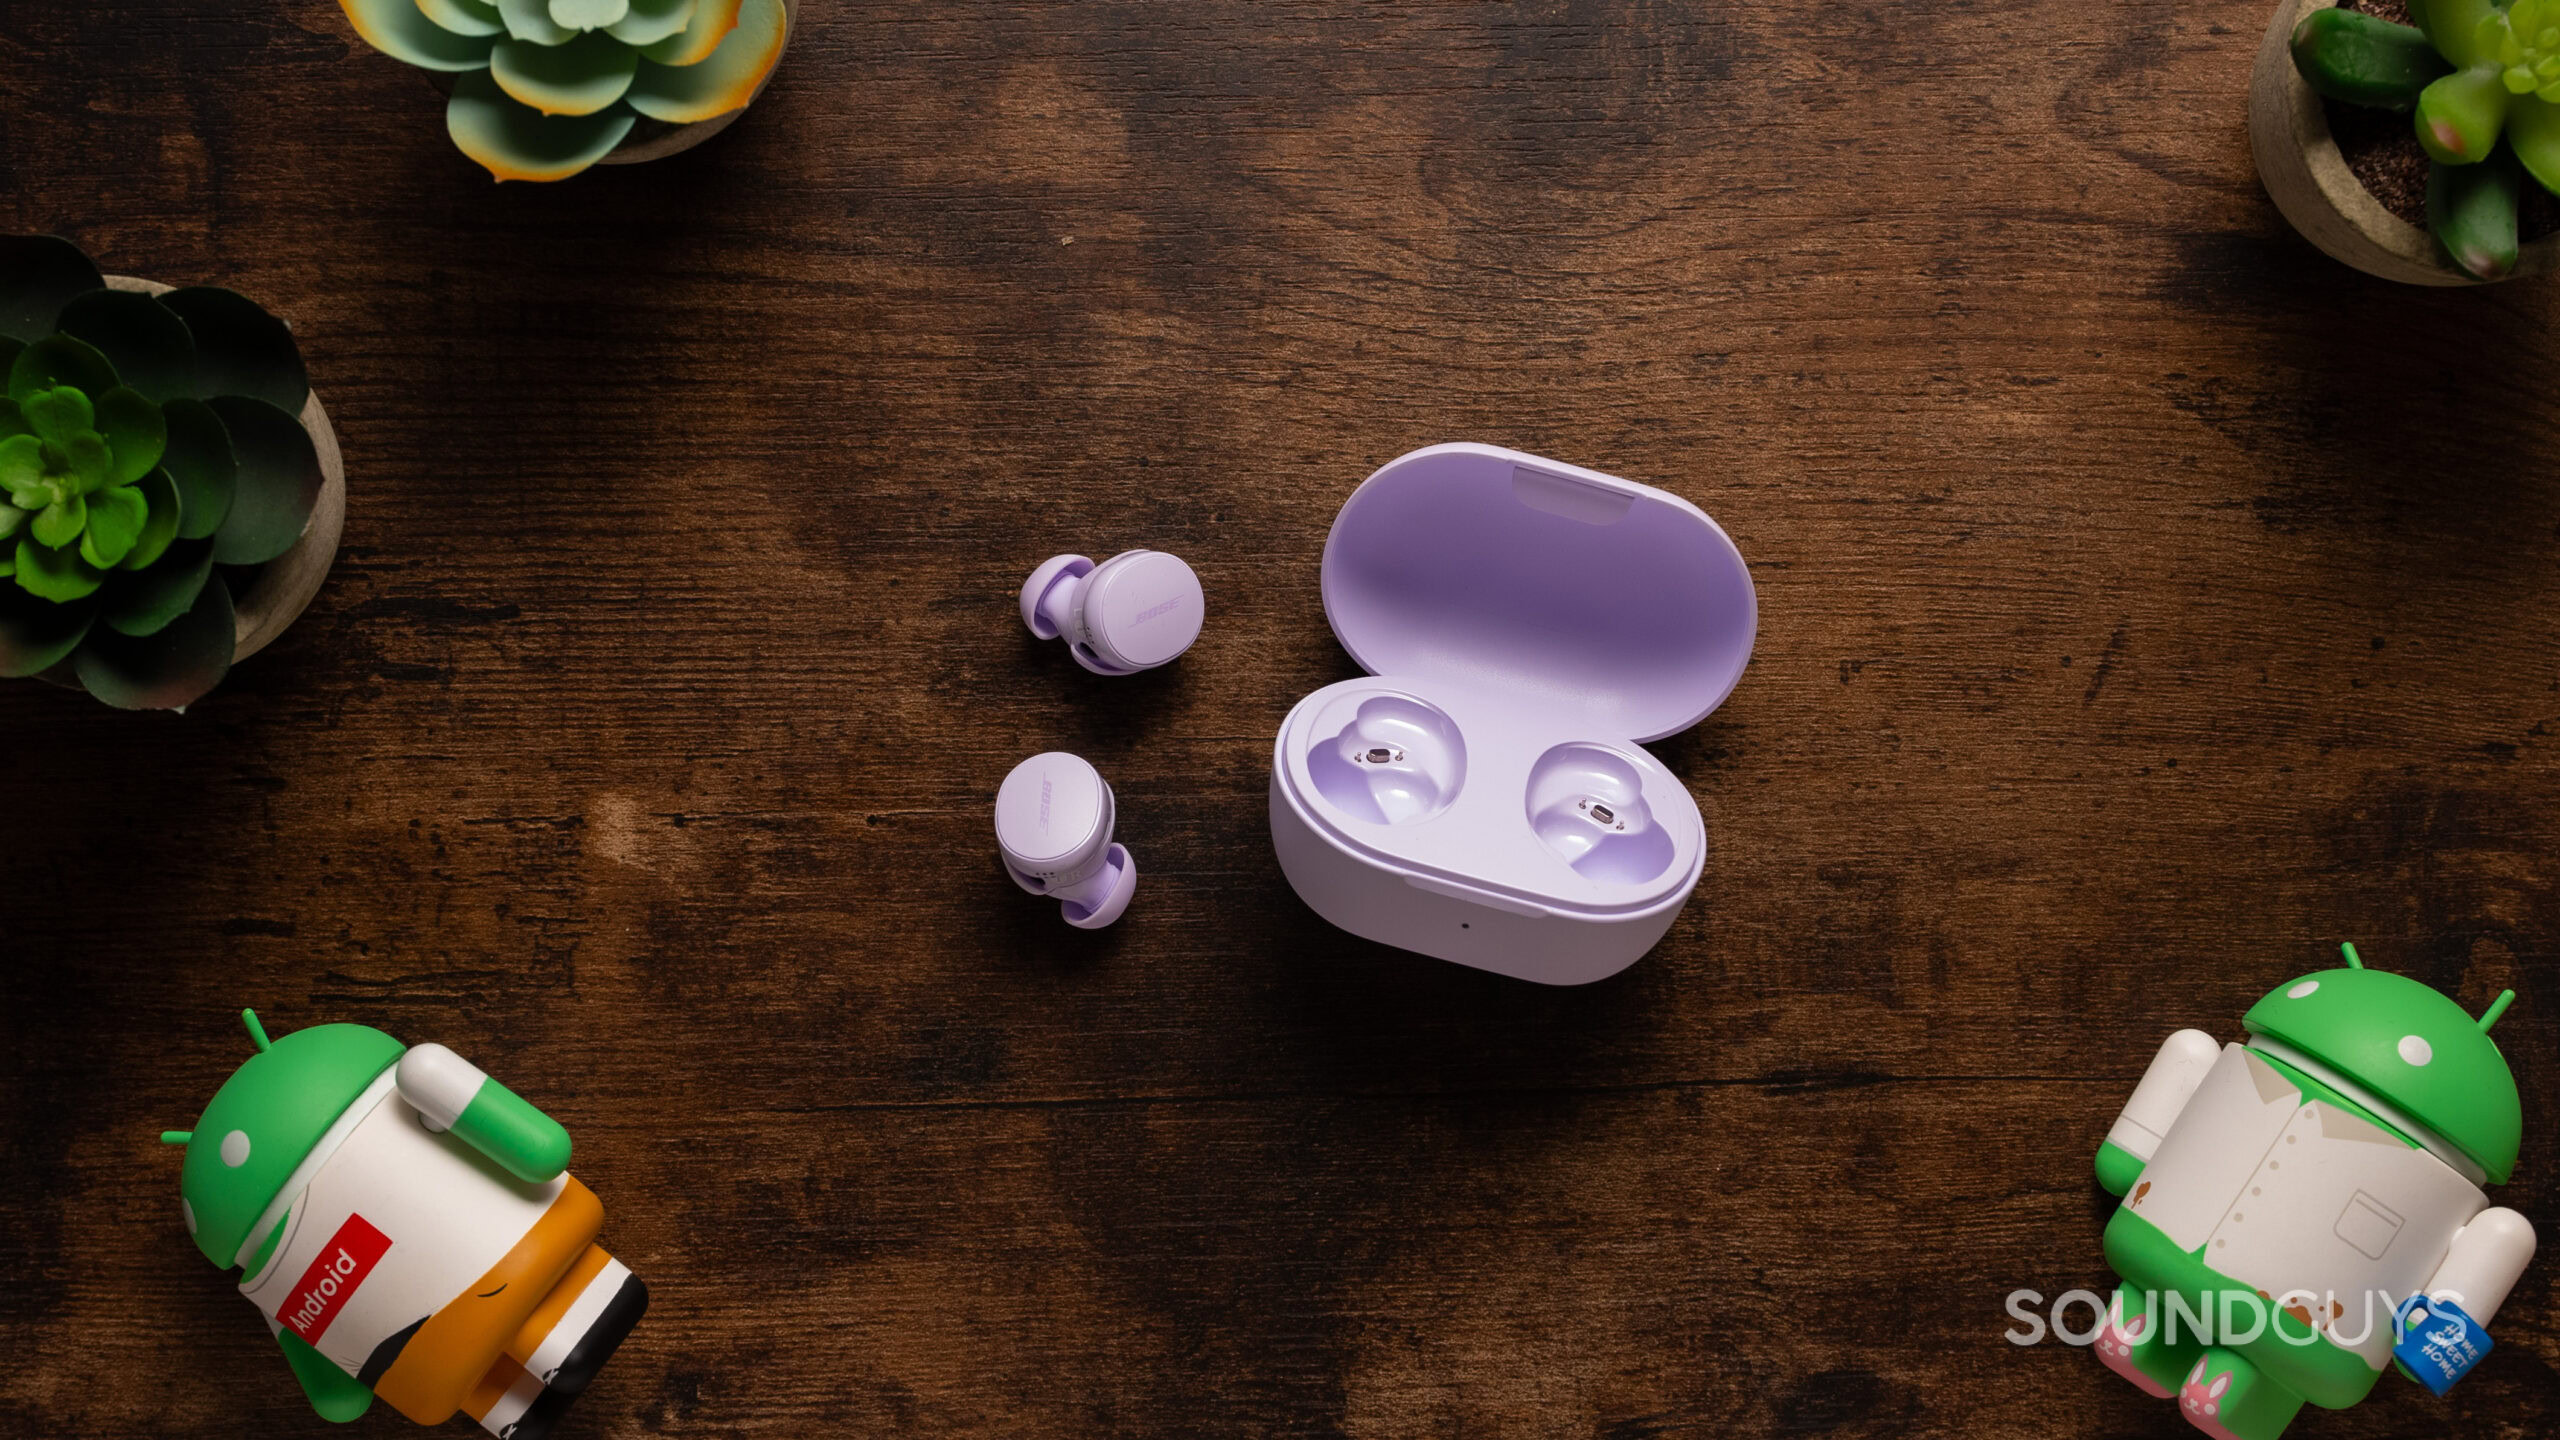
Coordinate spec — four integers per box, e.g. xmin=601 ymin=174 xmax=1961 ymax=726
xmin=2254 ymin=0 xmax=2560 ymax=282
xmin=0 ymin=236 xmax=342 ymax=710
xmin=337 ymin=0 xmax=793 ymax=181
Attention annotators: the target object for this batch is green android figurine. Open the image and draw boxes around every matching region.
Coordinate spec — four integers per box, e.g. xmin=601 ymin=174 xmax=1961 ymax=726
xmin=160 ymin=1011 xmax=647 ymax=1437
xmin=2089 ymin=945 xmax=2538 ymax=1439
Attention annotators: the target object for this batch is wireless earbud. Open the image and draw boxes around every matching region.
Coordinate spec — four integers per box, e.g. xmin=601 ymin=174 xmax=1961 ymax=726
xmin=1020 ymin=550 xmax=1204 ymax=675
xmin=995 ymin=752 xmax=1137 ymax=928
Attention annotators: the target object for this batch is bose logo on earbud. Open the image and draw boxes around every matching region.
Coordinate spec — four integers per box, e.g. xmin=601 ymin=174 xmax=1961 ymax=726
xmin=1132 ymin=597 xmax=1185 ymax=626
xmin=1039 ymin=778 xmax=1052 ymax=831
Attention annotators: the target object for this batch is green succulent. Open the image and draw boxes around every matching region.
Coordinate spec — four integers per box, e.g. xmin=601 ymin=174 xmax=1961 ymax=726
xmin=340 ymin=0 xmax=790 ymax=182
xmin=0 ymin=235 xmax=323 ymax=710
xmin=2293 ymin=0 xmax=2560 ymax=279
xmin=2 ymin=383 xmax=169 ymax=584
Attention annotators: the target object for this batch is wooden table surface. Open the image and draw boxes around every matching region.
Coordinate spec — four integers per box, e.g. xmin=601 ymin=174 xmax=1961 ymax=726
xmin=3 ymin=3 xmax=2554 ymax=1437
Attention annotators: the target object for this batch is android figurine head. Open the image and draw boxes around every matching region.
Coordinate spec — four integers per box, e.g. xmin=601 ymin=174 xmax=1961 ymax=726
xmin=2242 ymin=944 xmax=2522 ymax=1185
xmin=158 ymin=1010 xmax=403 ymax=1270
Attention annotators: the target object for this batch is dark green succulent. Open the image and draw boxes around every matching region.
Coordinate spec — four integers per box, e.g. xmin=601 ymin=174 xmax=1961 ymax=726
xmin=2293 ymin=0 xmax=2560 ymax=278
xmin=0 ymin=235 xmax=323 ymax=709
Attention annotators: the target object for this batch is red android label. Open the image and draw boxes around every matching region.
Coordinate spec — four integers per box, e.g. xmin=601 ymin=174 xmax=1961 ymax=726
xmin=278 ymin=1214 xmax=392 ymax=1342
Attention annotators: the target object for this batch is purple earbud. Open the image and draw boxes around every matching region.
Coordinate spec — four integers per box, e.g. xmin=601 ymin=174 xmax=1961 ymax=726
xmin=995 ymin=752 xmax=1137 ymax=928
xmin=1020 ymin=550 xmax=1204 ymax=675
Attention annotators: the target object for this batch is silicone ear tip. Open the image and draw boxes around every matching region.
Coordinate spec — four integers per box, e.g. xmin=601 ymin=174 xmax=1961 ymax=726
xmin=1020 ymin=555 xmax=1095 ymax=639
xmin=1068 ymin=643 xmax=1137 ymax=676
xmin=1061 ymin=844 xmax=1135 ymax=929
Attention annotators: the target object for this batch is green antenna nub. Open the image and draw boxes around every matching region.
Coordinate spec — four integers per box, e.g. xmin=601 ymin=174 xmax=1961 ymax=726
xmin=160 ymin=1130 xmax=192 ymax=1145
xmin=2340 ymin=942 xmax=2366 ymax=970
xmin=2480 ymin=989 xmax=2517 ymax=1032
xmin=241 ymin=1008 xmax=272 ymax=1053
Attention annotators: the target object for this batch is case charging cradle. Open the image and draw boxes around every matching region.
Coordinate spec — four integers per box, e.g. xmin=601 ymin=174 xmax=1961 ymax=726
xmin=1268 ymin=443 xmax=1756 ymax=985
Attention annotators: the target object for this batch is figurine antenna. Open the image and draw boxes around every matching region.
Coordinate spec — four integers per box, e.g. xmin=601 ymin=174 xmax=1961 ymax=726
xmin=159 ymin=1131 xmax=192 ymax=1145
xmin=2479 ymin=990 xmax=2517 ymax=1032
xmin=2340 ymin=942 xmax=2366 ymax=970
xmin=241 ymin=1008 xmax=271 ymax=1053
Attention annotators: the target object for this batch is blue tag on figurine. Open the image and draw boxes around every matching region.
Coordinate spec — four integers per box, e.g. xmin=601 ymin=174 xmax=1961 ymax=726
xmin=2393 ymin=1294 xmax=2490 ymax=1396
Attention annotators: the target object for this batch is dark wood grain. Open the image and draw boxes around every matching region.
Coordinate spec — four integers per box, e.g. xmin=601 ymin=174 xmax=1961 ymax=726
xmin=2 ymin=2 xmax=2555 ymax=1436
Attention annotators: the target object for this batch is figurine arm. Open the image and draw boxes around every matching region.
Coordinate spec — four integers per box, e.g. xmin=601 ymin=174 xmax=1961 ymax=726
xmin=2423 ymin=1207 xmax=2538 ymax=1327
xmin=272 ymin=1319 xmax=371 ymax=1422
xmin=2096 ymin=1029 xmax=2221 ymax=1196
xmin=396 ymin=1044 xmax=572 ymax=1184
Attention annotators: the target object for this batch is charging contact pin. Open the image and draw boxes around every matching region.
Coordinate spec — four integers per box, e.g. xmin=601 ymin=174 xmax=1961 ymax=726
xmin=1577 ymin=798 xmax=1626 ymax=831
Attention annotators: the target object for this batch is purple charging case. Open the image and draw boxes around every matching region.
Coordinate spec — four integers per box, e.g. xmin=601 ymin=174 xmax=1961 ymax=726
xmin=1268 ymin=443 xmax=1756 ymax=984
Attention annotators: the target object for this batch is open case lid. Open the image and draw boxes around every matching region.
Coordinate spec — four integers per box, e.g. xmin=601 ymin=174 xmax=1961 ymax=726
xmin=1321 ymin=444 xmax=1756 ymax=743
